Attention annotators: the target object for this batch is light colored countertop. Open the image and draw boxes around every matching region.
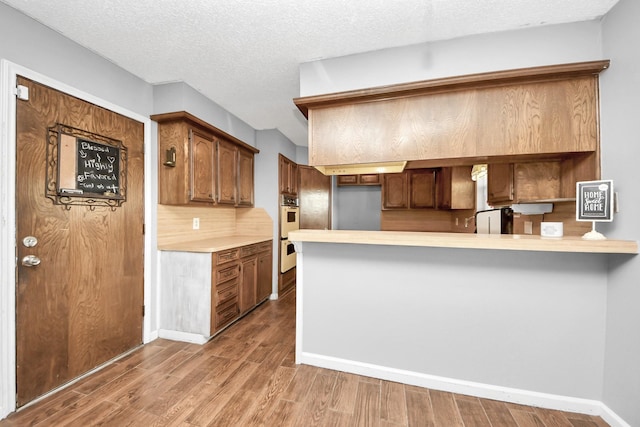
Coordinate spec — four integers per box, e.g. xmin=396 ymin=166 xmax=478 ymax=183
xmin=158 ymin=235 xmax=273 ymax=253
xmin=288 ymin=229 xmax=638 ymax=254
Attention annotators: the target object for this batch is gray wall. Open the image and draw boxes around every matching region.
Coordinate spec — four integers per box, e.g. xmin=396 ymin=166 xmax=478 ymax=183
xmin=334 ymin=186 xmax=381 ymax=230
xmin=600 ymin=0 xmax=640 ymax=425
xmin=300 ymin=21 xmax=603 ymax=97
xmin=0 ymin=3 xmax=153 ymax=115
xmin=299 ymin=243 xmax=608 ymax=402
xmin=153 ymin=82 xmax=257 ymax=147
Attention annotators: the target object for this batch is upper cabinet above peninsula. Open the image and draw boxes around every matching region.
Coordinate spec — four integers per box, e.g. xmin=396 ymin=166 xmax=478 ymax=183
xmin=152 ymin=111 xmax=259 ymax=207
xmin=294 ymin=60 xmax=609 ymax=168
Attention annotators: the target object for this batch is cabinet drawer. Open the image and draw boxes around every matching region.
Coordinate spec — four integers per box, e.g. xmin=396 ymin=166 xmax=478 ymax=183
xmin=240 ymin=244 xmax=259 ymax=258
xmin=216 ymin=263 xmax=240 ymax=283
xmin=215 ymin=298 xmax=239 ymax=330
xmin=359 ymin=174 xmax=381 ymax=185
xmin=257 ymin=241 xmax=271 ymax=253
xmin=215 ymin=278 xmax=238 ymax=307
xmin=215 ymin=248 xmax=239 ymax=265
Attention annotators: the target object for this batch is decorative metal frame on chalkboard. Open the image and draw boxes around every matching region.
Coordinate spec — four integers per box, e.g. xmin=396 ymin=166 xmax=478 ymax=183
xmin=46 ymin=124 xmax=127 ymax=211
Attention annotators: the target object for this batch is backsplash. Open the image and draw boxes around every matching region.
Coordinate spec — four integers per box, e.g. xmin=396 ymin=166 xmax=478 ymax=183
xmin=157 ymin=205 xmax=272 ymax=246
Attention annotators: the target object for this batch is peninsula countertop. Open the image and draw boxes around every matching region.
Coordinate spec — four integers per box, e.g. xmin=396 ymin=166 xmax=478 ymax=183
xmin=287 ymin=229 xmax=638 ymax=254
xmin=158 ymin=235 xmax=273 ymax=253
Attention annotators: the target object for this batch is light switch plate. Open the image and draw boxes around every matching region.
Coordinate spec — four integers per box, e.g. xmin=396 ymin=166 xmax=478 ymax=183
xmin=524 ymin=221 xmax=533 ymax=235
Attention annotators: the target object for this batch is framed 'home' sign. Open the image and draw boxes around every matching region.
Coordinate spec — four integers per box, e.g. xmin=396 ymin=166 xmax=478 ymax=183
xmin=576 ymin=180 xmax=614 ymax=222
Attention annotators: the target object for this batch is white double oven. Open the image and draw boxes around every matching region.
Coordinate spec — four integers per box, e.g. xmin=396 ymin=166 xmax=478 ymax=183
xmin=280 ymin=195 xmax=299 ymax=273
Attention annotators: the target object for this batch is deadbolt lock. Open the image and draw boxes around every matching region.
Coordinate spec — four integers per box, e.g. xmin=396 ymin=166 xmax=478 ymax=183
xmin=22 ymin=236 xmax=38 ymax=248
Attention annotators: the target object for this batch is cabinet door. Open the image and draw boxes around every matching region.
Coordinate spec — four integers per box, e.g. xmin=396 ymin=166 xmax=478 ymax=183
xmin=217 ymin=139 xmax=238 ymax=205
xmin=514 ymin=161 xmax=561 ymax=202
xmin=257 ymin=249 xmax=272 ymax=302
xmin=237 ymin=148 xmax=254 ymax=207
xmin=409 ymin=169 xmax=436 ymax=209
xmin=279 ymin=155 xmax=291 ymax=194
xmin=239 ymin=257 xmax=257 ymax=314
xmin=189 ymin=129 xmax=215 ymax=202
xmin=438 ymin=166 xmax=475 ymax=210
xmin=382 ymin=173 xmax=408 ymax=209
xmin=289 ymin=162 xmax=299 ymax=195
xmin=299 ymin=165 xmax=331 ymax=230
xmin=487 ymin=163 xmax=514 ymax=205
xmin=279 ymin=155 xmax=298 ymax=195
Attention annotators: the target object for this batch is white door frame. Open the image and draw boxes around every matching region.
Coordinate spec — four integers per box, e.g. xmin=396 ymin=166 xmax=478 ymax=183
xmin=0 ymin=59 xmax=155 ymax=418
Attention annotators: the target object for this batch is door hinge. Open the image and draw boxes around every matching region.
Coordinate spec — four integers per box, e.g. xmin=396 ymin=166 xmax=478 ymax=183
xmin=142 ymin=305 xmax=145 ymax=317
xmin=15 ymin=85 xmax=29 ymax=101
xmin=142 ymin=223 xmax=145 ymax=235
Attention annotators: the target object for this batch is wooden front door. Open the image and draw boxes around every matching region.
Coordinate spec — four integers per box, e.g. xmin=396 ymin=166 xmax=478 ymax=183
xmin=15 ymin=76 xmax=144 ymax=406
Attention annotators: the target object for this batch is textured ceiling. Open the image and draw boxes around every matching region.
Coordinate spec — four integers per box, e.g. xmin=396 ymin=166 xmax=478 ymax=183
xmin=1 ymin=0 xmax=620 ymax=146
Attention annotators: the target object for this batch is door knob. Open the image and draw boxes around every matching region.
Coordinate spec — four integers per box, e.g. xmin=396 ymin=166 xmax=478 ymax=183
xmin=21 ymin=255 xmax=41 ymax=267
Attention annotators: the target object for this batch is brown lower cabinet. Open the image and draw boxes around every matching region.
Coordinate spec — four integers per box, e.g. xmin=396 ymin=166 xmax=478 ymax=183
xmin=214 ymin=240 xmax=272 ymax=333
xmin=158 ymin=239 xmax=272 ymax=343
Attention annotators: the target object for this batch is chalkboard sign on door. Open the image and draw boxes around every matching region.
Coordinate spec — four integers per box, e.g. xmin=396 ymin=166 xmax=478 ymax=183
xmin=75 ymin=138 xmax=121 ymax=196
xmin=46 ymin=124 xmax=127 ymax=210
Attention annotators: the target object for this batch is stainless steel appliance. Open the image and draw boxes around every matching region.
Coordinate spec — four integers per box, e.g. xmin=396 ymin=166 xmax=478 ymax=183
xmin=475 ymin=207 xmax=513 ymax=234
xmin=280 ymin=195 xmax=299 ymax=273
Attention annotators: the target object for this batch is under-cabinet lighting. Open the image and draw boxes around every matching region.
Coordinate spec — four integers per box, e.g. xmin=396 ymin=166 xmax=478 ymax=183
xmin=315 ymin=161 xmax=407 ymax=176
xmin=471 ymin=164 xmax=487 ymax=181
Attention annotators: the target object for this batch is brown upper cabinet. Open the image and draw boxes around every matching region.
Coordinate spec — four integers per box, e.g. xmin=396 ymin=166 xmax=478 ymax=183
xmin=382 ymin=173 xmax=409 ymax=209
xmin=279 ymin=154 xmax=298 ymax=196
xmin=487 ymin=163 xmax=515 ymax=205
xmin=294 ymin=61 xmax=609 ymax=168
xmin=152 ymin=111 xmax=259 ymax=207
xmin=337 ymin=174 xmax=381 ymax=186
xmin=383 ymin=169 xmax=438 ymax=210
xmin=383 ymin=167 xmax=475 ymax=210
xmin=486 ymin=158 xmax=592 ymax=206
xmin=438 ymin=166 xmax=475 ymax=210
xmin=409 ymin=169 xmax=437 ymax=209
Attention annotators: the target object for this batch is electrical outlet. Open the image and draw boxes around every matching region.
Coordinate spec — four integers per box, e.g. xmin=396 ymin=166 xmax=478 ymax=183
xmin=192 ymin=217 xmax=200 ymax=230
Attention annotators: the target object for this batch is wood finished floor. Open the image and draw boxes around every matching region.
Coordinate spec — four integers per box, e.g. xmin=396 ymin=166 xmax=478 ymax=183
xmin=1 ymin=289 xmax=609 ymax=427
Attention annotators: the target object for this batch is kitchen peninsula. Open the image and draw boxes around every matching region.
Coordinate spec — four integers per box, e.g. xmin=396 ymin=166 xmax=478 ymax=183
xmin=290 ymin=229 xmax=637 ymax=413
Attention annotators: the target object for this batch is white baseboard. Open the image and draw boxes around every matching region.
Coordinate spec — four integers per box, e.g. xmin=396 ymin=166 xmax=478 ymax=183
xmin=158 ymin=329 xmax=208 ymax=345
xmin=599 ymin=403 xmax=631 ymax=427
xmin=145 ymin=330 xmax=159 ymax=344
xmin=298 ymin=351 xmax=629 ymax=426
